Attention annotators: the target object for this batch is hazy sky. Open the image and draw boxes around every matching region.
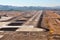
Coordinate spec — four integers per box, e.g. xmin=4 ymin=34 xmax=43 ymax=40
xmin=0 ymin=0 xmax=60 ymax=7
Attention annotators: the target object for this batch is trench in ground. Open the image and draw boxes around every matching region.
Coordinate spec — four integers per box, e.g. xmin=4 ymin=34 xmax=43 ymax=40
xmin=0 ymin=28 xmax=18 ymax=31
xmin=8 ymin=20 xmax=27 ymax=26
xmin=0 ymin=20 xmax=27 ymax=31
xmin=37 ymin=11 xmax=49 ymax=32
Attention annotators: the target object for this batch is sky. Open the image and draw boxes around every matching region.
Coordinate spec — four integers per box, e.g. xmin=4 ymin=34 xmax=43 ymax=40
xmin=0 ymin=0 xmax=60 ymax=7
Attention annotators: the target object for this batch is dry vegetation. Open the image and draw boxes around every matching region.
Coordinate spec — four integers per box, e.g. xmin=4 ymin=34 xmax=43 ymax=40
xmin=41 ymin=11 xmax=60 ymax=34
xmin=0 ymin=10 xmax=60 ymax=40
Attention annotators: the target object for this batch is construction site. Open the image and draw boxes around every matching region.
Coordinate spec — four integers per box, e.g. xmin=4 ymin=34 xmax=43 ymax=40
xmin=0 ymin=10 xmax=60 ymax=40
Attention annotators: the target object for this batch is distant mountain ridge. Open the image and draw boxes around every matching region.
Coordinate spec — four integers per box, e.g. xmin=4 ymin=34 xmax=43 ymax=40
xmin=0 ymin=5 xmax=60 ymax=11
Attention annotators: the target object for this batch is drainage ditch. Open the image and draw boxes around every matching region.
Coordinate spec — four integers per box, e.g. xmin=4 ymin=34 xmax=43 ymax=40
xmin=8 ymin=20 xmax=26 ymax=26
xmin=0 ymin=20 xmax=27 ymax=31
xmin=0 ymin=28 xmax=18 ymax=31
xmin=37 ymin=11 xmax=49 ymax=32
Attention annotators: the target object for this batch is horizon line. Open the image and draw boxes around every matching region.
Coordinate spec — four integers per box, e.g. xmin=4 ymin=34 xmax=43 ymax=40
xmin=0 ymin=4 xmax=59 ymax=7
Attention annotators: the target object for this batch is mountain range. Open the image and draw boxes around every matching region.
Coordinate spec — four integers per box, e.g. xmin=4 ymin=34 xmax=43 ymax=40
xmin=0 ymin=5 xmax=60 ymax=11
